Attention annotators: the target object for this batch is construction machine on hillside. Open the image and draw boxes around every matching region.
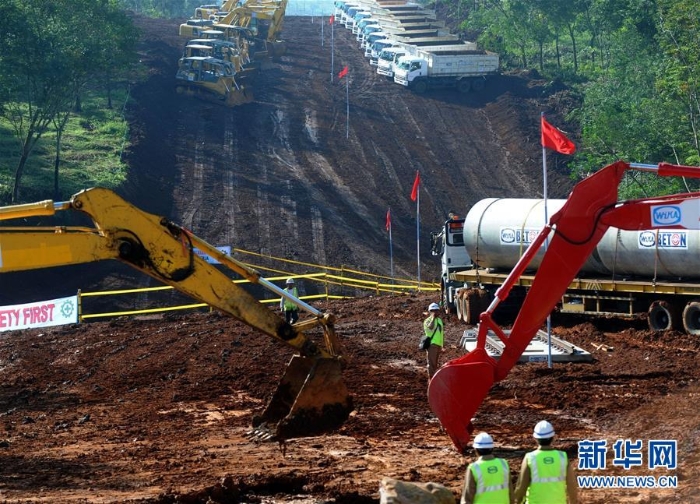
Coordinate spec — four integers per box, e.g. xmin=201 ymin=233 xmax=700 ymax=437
xmin=175 ymin=56 xmax=254 ymax=106
xmin=428 ymin=160 xmax=700 ymax=453
xmin=212 ymin=0 xmax=289 ymax=63
xmin=0 ymin=188 xmax=351 ymax=439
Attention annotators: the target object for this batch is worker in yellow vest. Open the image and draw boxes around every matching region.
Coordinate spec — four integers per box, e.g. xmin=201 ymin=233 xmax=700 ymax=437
xmin=460 ymin=432 xmax=512 ymax=504
xmin=280 ymin=277 xmax=299 ymax=324
xmin=514 ymin=420 xmax=578 ymax=504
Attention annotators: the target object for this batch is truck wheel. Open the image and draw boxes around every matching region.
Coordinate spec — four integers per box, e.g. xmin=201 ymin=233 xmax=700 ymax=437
xmin=648 ymin=300 xmax=680 ymax=331
xmin=457 ymin=79 xmax=471 ymax=93
xmin=455 ymin=289 xmax=465 ymax=322
xmin=682 ymin=301 xmax=700 ymax=335
xmin=413 ymin=80 xmax=428 ymax=94
xmin=472 ymin=79 xmax=485 ymax=92
xmin=465 ymin=288 xmax=488 ymax=325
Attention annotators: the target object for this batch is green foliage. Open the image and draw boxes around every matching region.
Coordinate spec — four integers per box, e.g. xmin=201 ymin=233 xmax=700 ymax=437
xmin=0 ymin=86 xmax=131 ymax=204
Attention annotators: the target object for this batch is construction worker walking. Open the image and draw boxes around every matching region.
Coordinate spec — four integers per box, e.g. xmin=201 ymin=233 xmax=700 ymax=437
xmin=423 ymin=302 xmax=444 ymax=378
xmin=514 ymin=420 xmax=578 ymax=504
xmin=460 ymin=432 xmax=512 ymax=504
xmin=280 ymin=278 xmax=299 ymax=324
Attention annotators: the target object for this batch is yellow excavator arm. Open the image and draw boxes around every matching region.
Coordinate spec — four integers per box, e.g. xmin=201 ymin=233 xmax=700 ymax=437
xmin=0 ymin=188 xmax=351 ymax=439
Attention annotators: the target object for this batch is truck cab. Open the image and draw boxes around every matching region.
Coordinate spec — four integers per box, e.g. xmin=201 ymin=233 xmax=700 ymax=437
xmin=368 ymin=39 xmax=396 ymax=65
xmin=393 ymin=55 xmax=424 ymax=85
xmin=364 ymin=34 xmax=390 ymax=56
xmin=376 ymin=46 xmax=406 ymax=78
xmin=430 ymin=217 xmax=472 ymax=313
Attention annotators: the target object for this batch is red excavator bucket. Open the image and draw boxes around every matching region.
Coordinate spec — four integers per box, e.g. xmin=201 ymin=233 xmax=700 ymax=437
xmin=428 ymin=347 xmax=498 ymax=453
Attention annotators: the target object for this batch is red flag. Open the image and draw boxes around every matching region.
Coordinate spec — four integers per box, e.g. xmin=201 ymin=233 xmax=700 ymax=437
xmin=385 ymin=208 xmax=391 ymax=231
xmin=410 ymin=171 xmax=420 ymax=201
xmin=329 ymin=14 xmax=334 ymax=24
xmin=338 ymin=66 xmax=348 ymax=79
xmin=541 ymin=116 xmax=576 ymax=155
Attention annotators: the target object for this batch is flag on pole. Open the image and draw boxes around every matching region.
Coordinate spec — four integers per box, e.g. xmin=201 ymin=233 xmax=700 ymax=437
xmin=329 ymin=14 xmax=334 ymax=24
xmin=541 ymin=116 xmax=576 ymax=155
xmin=410 ymin=171 xmax=420 ymax=201
xmin=338 ymin=65 xmax=348 ymax=79
xmin=385 ymin=208 xmax=391 ymax=231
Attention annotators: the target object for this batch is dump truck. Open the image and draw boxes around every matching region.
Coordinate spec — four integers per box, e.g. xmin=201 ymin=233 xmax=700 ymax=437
xmin=0 ymin=188 xmax=352 ymax=440
xmin=434 ymin=194 xmax=700 ymax=335
xmin=427 ymin=160 xmax=700 ymax=453
xmin=393 ymin=47 xmax=499 ymax=93
xmin=376 ymin=41 xmax=476 ymax=78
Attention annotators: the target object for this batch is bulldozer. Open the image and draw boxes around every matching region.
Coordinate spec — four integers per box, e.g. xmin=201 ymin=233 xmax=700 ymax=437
xmin=175 ymin=55 xmax=254 ymax=106
xmin=428 ymin=160 xmax=700 ymax=453
xmin=0 ymin=188 xmax=351 ymax=440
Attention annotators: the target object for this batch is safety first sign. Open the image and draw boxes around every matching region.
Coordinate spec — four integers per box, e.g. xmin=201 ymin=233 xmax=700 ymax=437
xmin=0 ymin=296 xmax=78 ymax=332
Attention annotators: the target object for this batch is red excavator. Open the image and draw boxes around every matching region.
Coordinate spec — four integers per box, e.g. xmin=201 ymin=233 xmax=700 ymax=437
xmin=428 ymin=160 xmax=700 ymax=453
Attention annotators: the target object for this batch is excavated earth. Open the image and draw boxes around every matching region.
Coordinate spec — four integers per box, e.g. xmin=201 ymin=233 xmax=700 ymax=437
xmin=1 ymin=15 xmax=699 ymax=504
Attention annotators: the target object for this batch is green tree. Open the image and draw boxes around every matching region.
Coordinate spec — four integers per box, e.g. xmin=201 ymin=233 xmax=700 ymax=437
xmin=0 ymin=0 xmax=137 ymax=202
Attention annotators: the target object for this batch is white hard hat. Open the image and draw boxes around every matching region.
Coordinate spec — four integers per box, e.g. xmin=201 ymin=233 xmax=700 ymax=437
xmin=428 ymin=302 xmax=440 ymax=311
xmin=533 ymin=420 xmax=555 ymax=439
xmin=472 ymin=432 xmax=494 ymax=450
xmin=286 ymin=278 xmax=295 ymax=284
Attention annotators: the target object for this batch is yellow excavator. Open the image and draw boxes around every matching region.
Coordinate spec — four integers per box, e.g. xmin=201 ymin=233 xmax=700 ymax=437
xmin=213 ymin=0 xmax=289 ymax=61
xmin=0 ymin=188 xmax=351 ymax=439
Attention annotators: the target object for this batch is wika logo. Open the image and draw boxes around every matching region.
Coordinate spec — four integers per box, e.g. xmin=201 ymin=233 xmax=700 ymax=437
xmin=652 ymin=206 xmax=681 ymax=226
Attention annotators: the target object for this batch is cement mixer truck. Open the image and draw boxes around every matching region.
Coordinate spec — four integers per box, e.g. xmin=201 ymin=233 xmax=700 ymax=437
xmin=433 ymin=196 xmax=700 ymax=335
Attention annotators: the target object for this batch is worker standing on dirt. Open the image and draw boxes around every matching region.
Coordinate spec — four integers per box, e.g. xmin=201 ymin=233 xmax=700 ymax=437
xmin=280 ymin=278 xmax=299 ymax=324
xmin=460 ymin=432 xmax=512 ymax=504
xmin=514 ymin=420 xmax=578 ymax=504
xmin=423 ymin=302 xmax=444 ymax=378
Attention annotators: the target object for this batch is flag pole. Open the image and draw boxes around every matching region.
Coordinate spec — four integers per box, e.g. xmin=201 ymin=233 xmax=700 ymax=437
xmin=541 ymin=112 xmax=552 ymax=369
xmin=345 ymin=74 xmax=349 ymax=139
xmin=388 ymin=208 xmax=394 ymax=282
xmin=330 ymin=16 xmax=334 ymax=83
xmin=416 ymin=181 xmax=421 ymax=286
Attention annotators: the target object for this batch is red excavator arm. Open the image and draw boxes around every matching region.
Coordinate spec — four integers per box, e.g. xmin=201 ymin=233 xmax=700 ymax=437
xmin=428 ymin=160 xmax=700 ymax=453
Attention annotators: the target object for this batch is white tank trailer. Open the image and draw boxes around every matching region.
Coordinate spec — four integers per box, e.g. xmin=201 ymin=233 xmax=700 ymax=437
xmin=447 ymin=198 xmax=700 ymax=334
xmin=463 ymin=198 xmax=700 ymax=279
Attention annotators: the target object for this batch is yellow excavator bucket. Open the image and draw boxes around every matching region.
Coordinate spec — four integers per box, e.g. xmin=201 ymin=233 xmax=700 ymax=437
xmin=253 ymin=355 xmax=351 ymax=439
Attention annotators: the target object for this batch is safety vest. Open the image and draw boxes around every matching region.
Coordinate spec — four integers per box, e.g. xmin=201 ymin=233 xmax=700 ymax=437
xmin=423 ymin=316 xmax=444 ymax=346
xmin=469 ymin=457 xmax=510 ymax=504
xmin=282 ymin=287 xmax=299 ymax=311
xmin=524 ymin=449 xmax=567 ymax=504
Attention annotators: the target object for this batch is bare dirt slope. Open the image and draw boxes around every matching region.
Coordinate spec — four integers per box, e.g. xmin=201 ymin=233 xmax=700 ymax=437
xmin=1 ymin=15 xmax=698 ymax=504
xmin=123 ymin=15 xmax=575 ymax=285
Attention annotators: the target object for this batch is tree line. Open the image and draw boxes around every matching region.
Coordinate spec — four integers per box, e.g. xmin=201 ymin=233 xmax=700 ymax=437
xmin=0 ymin=0 xmax=138 ymax=203
xmin=1 ymin=0 xmax=698 ymax=203
xmin=447 ymin=0 xmax=700 ymax=196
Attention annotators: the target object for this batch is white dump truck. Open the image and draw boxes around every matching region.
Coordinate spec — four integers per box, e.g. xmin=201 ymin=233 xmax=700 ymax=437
xmin=376 ymin=41 xmax=477 ymax=77
xmin=393 ymin=47 xmax=499 ymax=93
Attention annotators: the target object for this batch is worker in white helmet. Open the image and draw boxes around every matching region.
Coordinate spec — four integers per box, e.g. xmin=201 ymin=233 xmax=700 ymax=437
xmin=280 ymin=277 xmax=299 ymax=324
xmin=422 ymin=302 xmax=444 ymax=379
xmin=460 ymin=432 xmax=512 ymax=504
xmin=514 ymin=420 xmax=578 ymax=504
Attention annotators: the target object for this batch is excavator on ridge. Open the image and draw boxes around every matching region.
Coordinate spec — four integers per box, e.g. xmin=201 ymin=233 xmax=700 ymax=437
xmin=428 ymin=160 xmax=700 ymax=453
xmin=0 ymin=188 xmax=351 ymax=440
